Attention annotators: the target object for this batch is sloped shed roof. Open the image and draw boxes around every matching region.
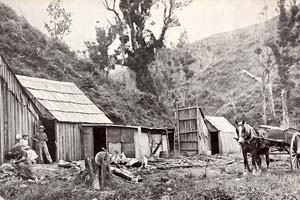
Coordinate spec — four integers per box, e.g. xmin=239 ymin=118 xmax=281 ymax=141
xmin=205 ymin=116 xmax=235 ymax=133
xmin=17 ymin=75 xmax=112 ymax=124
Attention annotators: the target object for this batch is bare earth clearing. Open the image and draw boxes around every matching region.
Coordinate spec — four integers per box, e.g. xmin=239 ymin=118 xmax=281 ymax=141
xmin=0 ymin=154 xmax=300 ymax=200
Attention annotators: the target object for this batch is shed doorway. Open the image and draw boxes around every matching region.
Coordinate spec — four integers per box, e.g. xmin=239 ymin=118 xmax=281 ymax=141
xmin=40 ymin=118 xmax=56 ymax=162
xmin=210 ymin=131 xmax=220 ymax=155
xmin=93 ymin=127 xmax=106 ymax=155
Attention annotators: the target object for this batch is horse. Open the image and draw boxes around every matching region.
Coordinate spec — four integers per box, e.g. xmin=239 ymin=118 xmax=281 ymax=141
xmin=235 ymin=120 xmax=270 ymax=174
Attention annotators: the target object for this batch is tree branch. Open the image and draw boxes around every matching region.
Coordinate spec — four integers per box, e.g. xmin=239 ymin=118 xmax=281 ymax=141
xmin=159 ymin=0 xmax=173 ymax=44
xmin=102 ymin=0 xmax=121 ymax=21
xmin=241 ymin=69 xmax=262 ymax=84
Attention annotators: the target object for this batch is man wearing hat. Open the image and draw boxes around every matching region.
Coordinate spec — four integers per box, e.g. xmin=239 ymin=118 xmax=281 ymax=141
xmin=33 ymin=125 xmax=53 ymax=164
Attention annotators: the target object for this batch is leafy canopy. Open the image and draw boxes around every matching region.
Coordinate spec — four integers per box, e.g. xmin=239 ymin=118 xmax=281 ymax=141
xmin=100 ymin=0 xmax=193 ymax=94
xmin=44 ymin=0 xmax=72 ymax=41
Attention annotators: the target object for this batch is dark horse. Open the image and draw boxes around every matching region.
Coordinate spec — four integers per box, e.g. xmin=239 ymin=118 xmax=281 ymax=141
xmin=235 ymin=120 xmax=270 ymax=173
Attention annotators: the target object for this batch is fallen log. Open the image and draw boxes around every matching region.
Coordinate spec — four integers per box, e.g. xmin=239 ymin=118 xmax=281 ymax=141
xmin=155 ymin=159 xmax=235 ymax=170
xmin=110 ymin=166 xmax=142 ymax=183
xmin=111 ymin=167 xmax=133 ymax=181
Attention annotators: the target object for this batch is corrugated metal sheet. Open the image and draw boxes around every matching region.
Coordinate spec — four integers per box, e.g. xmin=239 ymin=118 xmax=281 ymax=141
xmin=17 ymin=75 xmax=112 ymax=124
xmin=205 ymin=116 xmax=236 ymax=133
xmin=0 ymin=55 xmax=40 ymax=164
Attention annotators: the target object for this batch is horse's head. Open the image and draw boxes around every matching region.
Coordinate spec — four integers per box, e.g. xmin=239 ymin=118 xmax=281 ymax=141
xmin=235 ymin=120 xmax=249 ymax=144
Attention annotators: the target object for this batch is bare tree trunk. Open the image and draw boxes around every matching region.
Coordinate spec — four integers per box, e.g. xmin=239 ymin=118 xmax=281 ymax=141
xmin=281 ymin=89 xmax=290 ymax=128
xmin=262 ymin=79 xmax=267 ymax=124
xmin=262 ymin=83 xmax=267 ymax=124
xmin=267 ymin=79 xmax=276 ymax=118
xmin=184 ymin=82 xmax=188 ymax=107
xmin=228 ymin=89 xmax=236 ymax=114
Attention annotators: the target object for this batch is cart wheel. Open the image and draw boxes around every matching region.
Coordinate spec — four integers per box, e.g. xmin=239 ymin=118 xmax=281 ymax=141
xmin=290 ymin=133 xmax=300 ymax=171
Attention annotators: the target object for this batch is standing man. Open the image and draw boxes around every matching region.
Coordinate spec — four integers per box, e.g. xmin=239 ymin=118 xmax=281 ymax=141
xmin=33 ymin=125 xmax=53 ymax=164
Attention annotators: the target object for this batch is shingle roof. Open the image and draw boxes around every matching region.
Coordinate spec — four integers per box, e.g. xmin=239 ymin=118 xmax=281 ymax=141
xmin=16 ymin=75 xmax=113 ymax=124
xmin=205 ymin=116 xmax=235 ymax=133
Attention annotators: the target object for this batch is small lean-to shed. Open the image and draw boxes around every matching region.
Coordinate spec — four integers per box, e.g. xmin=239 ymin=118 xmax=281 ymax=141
xmin=81 ymin=124 xmax=169 ymax=160
xmin=205 ymin=116 xmax=240 ymax=154
xmin=0 ymin=55 xmax=40 ymax=164
xmin=17 ymin=75 xmax=112 ymax=162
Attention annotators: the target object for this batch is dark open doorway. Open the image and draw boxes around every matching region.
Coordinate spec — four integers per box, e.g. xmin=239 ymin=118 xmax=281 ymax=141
xmin=40 ymin=118 xmax=56 ymax=162
xmin=93 ymin=127 xmax=106 ymax=156
xmin=210 ymin=131 xmax=220 ymax=155
xmin=167 ymin=129 xmax=175 ymax=151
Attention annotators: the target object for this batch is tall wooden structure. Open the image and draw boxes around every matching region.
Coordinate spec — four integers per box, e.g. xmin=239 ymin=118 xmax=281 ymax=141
xmin=0 ymin=55 xmax=40 ymax=164
xmin=176 ymin=106 xmax=210 ymax=155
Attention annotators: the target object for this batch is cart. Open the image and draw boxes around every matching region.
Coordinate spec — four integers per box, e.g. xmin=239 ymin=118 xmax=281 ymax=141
xmin=258 ymin=125 xmax=300 ymax=171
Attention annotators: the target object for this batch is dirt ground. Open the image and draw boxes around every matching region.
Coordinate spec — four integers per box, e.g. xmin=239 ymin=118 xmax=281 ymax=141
xmin=1 ymin=153 xmax=300 ymax=200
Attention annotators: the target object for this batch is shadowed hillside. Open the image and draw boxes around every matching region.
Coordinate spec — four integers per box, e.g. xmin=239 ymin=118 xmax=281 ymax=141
xmin=3 ymin=1 xmax=300 ymax=128
xmin=179 ymin=15 xmax=300 ymax=126
xmin=0 ymin=3 xmax=172 ymax=127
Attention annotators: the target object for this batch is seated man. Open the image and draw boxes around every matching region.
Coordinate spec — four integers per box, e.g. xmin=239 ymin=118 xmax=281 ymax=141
xmin=13 ymin=146 xmax=36 ymax=180
xmin=20 ymin=133 xmax=38 ymax=164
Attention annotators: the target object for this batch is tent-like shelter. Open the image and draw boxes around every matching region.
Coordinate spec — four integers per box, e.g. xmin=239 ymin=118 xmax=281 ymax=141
xmin=205 ymin=116 xmax=240 ymax=154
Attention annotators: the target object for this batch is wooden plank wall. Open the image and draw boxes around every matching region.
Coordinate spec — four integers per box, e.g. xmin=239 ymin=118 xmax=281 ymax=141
xmin=177 ymin=107 xmax=209 ymax=154
xmin=107 ymin=127 xmax=136 ymax=158
xmin=55 ymin=122 xmax=81 ymax=161
xmin=81 ymin=127 xmax=94 ymax=158
xmin=178 ymin=107 xmax=199 ymax=153
xmin=0 ymin=56 xmax=40 ymax=164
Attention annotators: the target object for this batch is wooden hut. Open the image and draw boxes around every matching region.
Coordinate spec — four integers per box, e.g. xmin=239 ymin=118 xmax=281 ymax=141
xmin=175 ymin=106 xmax=239 ymax=155
xmin=205 ymin=116 xmax=240 ymax=154
xmin=17 ymin=75 xmax=112 ymax=162
xmin=0 ymin=55 xmax=40 ymax=164
xmin=81 ymin=124 xmax=169 ymax=160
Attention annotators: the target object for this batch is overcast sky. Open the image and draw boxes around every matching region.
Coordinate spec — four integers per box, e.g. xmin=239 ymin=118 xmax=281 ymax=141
xmin=0 ymin=0 xmax=278 ymax=51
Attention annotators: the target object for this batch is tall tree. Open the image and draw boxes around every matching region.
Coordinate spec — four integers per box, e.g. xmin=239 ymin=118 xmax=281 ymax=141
xmin=45 ymin=0 xmax=72 ymax=41
xmin=84 ymin=22 xmax=117 ymax=76
xmin=102 ymin=0 xmax=192 ymax=94
xmin=266 ymin=0 xmax=300 ymax=127
xmin=254 ymin=2 xmax=277 ymax=124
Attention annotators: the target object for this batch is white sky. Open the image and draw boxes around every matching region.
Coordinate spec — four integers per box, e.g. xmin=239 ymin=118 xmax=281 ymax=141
xmin=0 ymin=0 xmax=278 ymax=51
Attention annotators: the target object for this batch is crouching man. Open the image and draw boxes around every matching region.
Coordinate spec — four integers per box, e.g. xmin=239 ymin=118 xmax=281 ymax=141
xmin=95 ymin=151 xmax=111 ymax=189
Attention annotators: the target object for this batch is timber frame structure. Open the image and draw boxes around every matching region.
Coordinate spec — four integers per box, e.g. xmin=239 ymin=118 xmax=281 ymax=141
xmin=0 ymin=55 xmax=41 ymax=164
xmin=175 ymin=106 xmax=210 ymax=155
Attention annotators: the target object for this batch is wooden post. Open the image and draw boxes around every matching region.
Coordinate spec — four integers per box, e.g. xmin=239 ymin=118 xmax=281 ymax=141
xmin=0 ymin=80 xmax=4 ymax=163
xmin=3 ymin=82 xmax=8 ymax=156
xmin=176 ymin=104 xmax=181 ymax=152
xmin=165 ymin=128 xmax=170 ymax=154
xmin=196 ymin=107 xmax=202 ymax=155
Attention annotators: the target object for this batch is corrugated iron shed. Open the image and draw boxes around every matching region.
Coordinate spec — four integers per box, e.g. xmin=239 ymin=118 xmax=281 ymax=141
xmin=205 ymin=116 xmax=235 ymax=133
xmin=16 ymin=75 xmax=112 ymax=124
